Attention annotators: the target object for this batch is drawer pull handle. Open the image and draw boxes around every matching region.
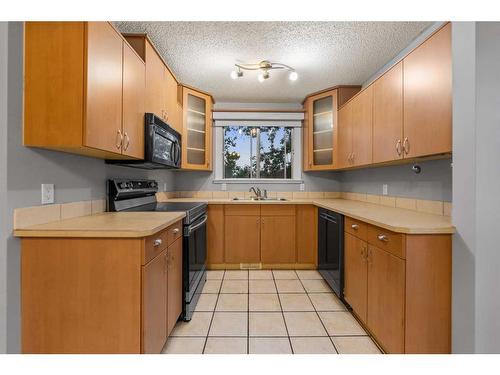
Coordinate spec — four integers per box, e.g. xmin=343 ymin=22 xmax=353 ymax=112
xmin=377 ymin=234 xmax=389 ymax=242
xmin=351 ymin=224 xmax=359 ymax=230
xmin=172 ymin=228 xmax=180 ymax=234
xmin=153 ymin=239 xmax=163 ymax=247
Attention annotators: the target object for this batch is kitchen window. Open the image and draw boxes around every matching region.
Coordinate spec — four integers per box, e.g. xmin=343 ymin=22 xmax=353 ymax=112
xmin=212 ymin=111 xmax=304 ymax=183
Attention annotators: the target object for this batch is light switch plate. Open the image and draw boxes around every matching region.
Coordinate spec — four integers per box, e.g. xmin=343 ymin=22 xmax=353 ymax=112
xmin=221 ymin=183 xmax=227 ymax=191
xmin=41 ymin=184 xmax=54 ymax=204
xmin=382 ymin=184 xmax=388 ymax=196
xmin=300 ymin=183 xmax=305 ymax=191
xmin=163 ymin=183 xmax=168 ymax=192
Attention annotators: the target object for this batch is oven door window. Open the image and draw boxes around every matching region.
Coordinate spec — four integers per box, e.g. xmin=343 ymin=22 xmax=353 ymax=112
xmin=152 ymin=132 xmax=174 ymax=163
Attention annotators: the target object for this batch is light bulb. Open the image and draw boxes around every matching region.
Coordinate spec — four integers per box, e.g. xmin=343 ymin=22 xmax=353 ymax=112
xmin=289 ymin=71 xmax=298 ymax=81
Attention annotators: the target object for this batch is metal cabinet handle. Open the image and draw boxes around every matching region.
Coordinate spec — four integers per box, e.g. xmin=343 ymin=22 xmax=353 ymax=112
xmin=153 ymin=238 xmax=162 ymax=247
xmin=377 ymin=234 xmax=389 ymax=242
xmin=403 ymin=137 xmax=409 ymax=155
xmin=123 ymin=132 xmax=130 ymax=151
xmin=115 ymin=130 xmax=123 ymax=150
xmin=351 ymin=224 xmax=359 ymax=230
xmin=396 ymin=139 xmax=402 ymax=156
xmin=172 ymin=228 xmax=180 ymax=234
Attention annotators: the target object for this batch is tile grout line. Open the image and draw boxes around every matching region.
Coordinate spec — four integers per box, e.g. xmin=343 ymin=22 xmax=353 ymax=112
xmin=201 ymin=269 xmax=225 ymax=354
xmin=247 ymin=270 xmax=250 ymax=354
xmin=273 ymin=270 xmax=294 ymax=354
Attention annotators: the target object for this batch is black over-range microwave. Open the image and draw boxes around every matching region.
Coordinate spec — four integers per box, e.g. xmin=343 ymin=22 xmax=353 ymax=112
xmin=107 ymin=113 xmax=181 ymax=169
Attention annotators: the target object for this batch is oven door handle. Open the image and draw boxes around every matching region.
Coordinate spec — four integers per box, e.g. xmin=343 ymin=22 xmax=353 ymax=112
xmin=186 ymin=214 xmax=208 ymax=236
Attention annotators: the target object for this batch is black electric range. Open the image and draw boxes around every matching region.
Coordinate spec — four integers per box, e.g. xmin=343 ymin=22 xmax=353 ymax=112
xmin=107 ymin=179 xmax=207 ymax=321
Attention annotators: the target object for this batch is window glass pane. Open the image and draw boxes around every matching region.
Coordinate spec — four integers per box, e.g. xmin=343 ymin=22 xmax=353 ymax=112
xmin=223 ymin=126 xmax=257 ymax=178
xmin=259 ymin=127 xmax=292 ymax=179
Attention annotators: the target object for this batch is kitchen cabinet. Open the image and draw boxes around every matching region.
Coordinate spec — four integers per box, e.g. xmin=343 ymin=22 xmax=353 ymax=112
xmin=20 ymin=220 xmax=184 ymax=354
xmin=261 ymin=205 xmax=296 ymax=264
xmin=224 ymin=215 xmax=261 ymax=264
xmin=24 ymin=22 xmax=145 ymax=160
xmin=296 ymin=205 xmax=318 ymax=265
xmin=403 ymin=23 xmax=452 ymax=158
xmin=372 ymin=62 xmax=404 ymax=163
xmin=343 ymin=232 xmax=368 ymax=324
xmin=207 ymin=205 xmax=225 ymax=265
xmin=336 ymin=99 xmax=353 ymax=169
xmin=182 ymin=86 xmax=213 ymax=170
xmin=142 ymin=249 xmax=168 ymax=354
xmin=367 ymin=244 xmax=406 ymax=354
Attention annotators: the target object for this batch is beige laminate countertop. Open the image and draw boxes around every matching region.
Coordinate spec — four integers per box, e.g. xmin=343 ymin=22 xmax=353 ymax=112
xmin=13 ymin=211 xmax=186 ymax=238
xmin=158 ymin=197 xmax=455 ymax=234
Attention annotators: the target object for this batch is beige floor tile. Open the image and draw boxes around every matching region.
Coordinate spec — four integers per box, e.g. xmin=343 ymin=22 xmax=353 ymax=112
xmin=249 ymin=270 xmax=273 ymax=280
xmin=295 ymin=270 xmax=324 ymax=280
xmin=308 ymin=293 xmax=346 ymax=311
xmin=204 ymin=337 xmax=247 ymax=354
xmin=302 ymin=279 xmax=332 ymax=293
xmin=195 ymin=294 xmax=218 ymax=311
xmin=202 ymin=280 xmax=222 ymax=294
xmin=332 ymin=336 xmax=381 ymax=354
xmin=249 ymin=293 xmax=281 ymax=312
xmin=290 ymin=337 xmax=337 ymax=354
xmin=275 ymin=279 xmax=305 ymax=293
xmin=272 ymin=270 xmax=298 ymax=280
xmin=170 ymin=312 xmax=212 ymax=337
xmin=216 ymin=294 xmax=248 ymax=311
xmin=249 ymin=312 xmax=288 ymax=337
xmin=283 ymin=312 xmax=327 ymax=337
xmin=318 ymin=311 xmax=367 ymax=336
xmin=220 ymin=279 xmax=248 ymax=294
xmin=249 ymin=280 xmax=277 ymax=293
xmin=279 ymin=293 xmax=314 ymax=311
xmin=224 ymin=270 xmax=248 ymax=280
xmin=162 ymin=337 xmax=206 ymax=354
xmin=209 ymin=312 xmax=247 ymax=337
xmin=206 ymin=270 xmax=225 ymax=280
xmin=249 ymin=338 xmax=292 ymax=354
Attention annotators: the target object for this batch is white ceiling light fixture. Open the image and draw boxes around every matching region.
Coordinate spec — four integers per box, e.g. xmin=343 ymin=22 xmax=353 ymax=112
xmin=231 ymin=60 xmax=298 ymax=82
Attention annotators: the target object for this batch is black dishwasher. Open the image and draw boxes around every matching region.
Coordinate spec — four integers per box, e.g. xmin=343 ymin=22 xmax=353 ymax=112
xmin=318 ymin=208 xmax=344 ymax=300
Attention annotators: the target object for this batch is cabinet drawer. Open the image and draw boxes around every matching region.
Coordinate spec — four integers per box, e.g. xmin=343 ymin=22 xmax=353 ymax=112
xmin=144 ymin=220 xmax=183 ymax=264
xmin=224 ymin=204 xmax=260 ymax=216
xmin=367 ymin=225 xmax=406 ymax=259
xmin=261 ymin=204 xmax=295 ymax=216
xmin=345 ymin=217 xmax=368 ymax=240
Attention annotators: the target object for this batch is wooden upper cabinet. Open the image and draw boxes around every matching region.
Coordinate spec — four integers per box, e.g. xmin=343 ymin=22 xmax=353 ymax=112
xmin=367 ymin=245 xmax=406 ymax=354
xmin=122 ymin=42 xmax=145 ymax=159
xmin=373 ymin=62 xmax=404 ymax=164
xmin=307 ymin=91 xmax=336 ymax=170
xmin=144 ymin=41 xmax=166 ymax=120
xmin=336 ymin=100 xmax=353 ymax=169
xmin=403 ymin=23 xmax=452 ymax=158
xmin=302 ymin=98 xmax=312 ymax=171
xmin=344 ymin=232 xmax=368 ymax=324
xmin=24 ymin=22 xmax=145 ymax=160
xmin=182 ymin=87 xmax=213 ymax=170
xmin=164 ymin=68 xmax=182 ymax=134
xmin=351 ymin=86 xmax=373 ymax=167
xmin=167 ymin=238 xmax=183 ymax=336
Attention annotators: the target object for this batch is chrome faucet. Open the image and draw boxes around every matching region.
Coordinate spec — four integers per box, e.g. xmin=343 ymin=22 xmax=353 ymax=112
xmin=249 ymin=186 xmax=262 ymax=199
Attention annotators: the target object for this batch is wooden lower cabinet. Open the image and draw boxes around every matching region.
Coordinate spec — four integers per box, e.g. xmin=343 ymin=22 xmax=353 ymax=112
xmin=343 ymin=232 xmax=368 ymax=324
xmin=261 ymin=216 xmax=296 ymax=263
xmin=296 ymin=205 xmax=318 ymax=264
xmin=207 ymin=205 xmax=225 ymax=264
xmin=343 ymin=219 xmax=451 ymax=354
xmin=367 ymin=244 xmax=406 ymax=354
xmin=20 ymin=220 xmax=184 ymax=354
xmin=224 ymin=215 xmax=261 ymax=263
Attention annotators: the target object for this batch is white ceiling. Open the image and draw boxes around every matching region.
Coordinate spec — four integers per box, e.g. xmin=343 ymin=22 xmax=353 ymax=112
xmin=115 ymin=22 xmax=432 ymax=103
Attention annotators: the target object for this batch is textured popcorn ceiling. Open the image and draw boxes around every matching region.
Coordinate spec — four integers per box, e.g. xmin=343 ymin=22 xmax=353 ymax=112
xmin=115 ymin=22 xmax=432 ymax=103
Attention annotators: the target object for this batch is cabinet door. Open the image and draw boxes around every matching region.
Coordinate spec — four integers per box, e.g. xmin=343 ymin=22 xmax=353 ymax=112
xmin=167 ymin=238 xmax=183 ymax=336
xmin=182 ymin=87 xmax=212 ymax=170
xmin=261 ymin=216 xmax=296 ymax=264
xmin=165 ymin=68 xmax=182 ymax=134
xmin=145 ymin=41 xmax=166 ymax=119
xmin=403 ymin=23 xmax=452 ymax=158
xmin=296 ymin=205 xmax=317 ymax=264
xmin=142 ymin=250 xmax=167 ymax=354
xmin=224 ymin=216 xmax=260 ymax=263
xmin=367 ymin=245 xmax=405 ymax=353
xmin=309 ymin=92 xmax=336 ymax=169
xmin=207 ymin=205 xmax=225 ymax=264
xmin=302 ymin=98 xmax=311 ymax=171
xmin=336 ymin=101 xmax=353 ymax=169
xmin=122 ymin=42 xmax=145 ymax=159
xmin=373 ymin=62 xmax=403 ymax=164
xmin=351 ymin=86 xmax=373 ymax=167
xmin=343 ymin=233 xmax=368 ymax=324
xmin=85 ymin=22 xmax=123 ymax=154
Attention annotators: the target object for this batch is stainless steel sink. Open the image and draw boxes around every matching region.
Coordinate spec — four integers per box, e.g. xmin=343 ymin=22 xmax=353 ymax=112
xmin=231 ymin=197 xmax=288 ymax=202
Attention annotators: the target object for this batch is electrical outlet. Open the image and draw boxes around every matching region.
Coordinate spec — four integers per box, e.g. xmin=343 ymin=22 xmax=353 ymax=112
xmin=41 ymin=184 xmax=54 ymax=204
xmin=221 ymin=183 xmax=227 ymax=191
xmin=300 ymin=183 xmax=305 ymax=191
xmin=382 ymin=184 xmax=388 ymax=196
xmin=163 ymin=183 xmax=167 ymax=192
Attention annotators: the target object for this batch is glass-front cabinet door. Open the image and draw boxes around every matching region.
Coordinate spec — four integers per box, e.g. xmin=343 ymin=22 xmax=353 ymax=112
xmin=305 ymin=90 xmax=337 ymax=170
xmin=182 ymin=87 xmax=213 ymax=170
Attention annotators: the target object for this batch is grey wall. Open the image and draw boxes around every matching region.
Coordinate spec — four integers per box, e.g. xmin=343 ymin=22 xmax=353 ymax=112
xmin=452 ymin=22 xmax=500 ymax=353
xmin=0 ymin=22 xmax=176 ymax=353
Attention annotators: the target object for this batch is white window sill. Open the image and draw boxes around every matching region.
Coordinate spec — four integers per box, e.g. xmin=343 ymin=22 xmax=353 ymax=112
xmin=213 ymin=179 xmax=304 ymax=184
